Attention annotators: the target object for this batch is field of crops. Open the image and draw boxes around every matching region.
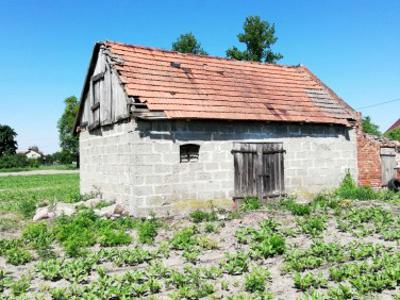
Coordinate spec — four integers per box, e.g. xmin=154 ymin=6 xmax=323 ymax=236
xmin=0 ymin=173 xmax=400 ymax=299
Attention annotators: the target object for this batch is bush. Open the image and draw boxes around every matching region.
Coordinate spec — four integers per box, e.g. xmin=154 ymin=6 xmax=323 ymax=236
xmin=53 ymin=210 xmax=98 ymax=256
xmin=22 ymin=222 xmax=53 ymax=250
xmin=0 ymin=154 xmax=39 ymax=169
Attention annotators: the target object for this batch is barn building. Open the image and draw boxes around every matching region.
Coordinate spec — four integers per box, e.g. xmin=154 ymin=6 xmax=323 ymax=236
xmin=74 ymin=41 xmax=361 ymax=216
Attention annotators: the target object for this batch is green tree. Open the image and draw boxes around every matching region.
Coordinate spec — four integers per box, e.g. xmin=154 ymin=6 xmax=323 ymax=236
xmin=361 ymin=116 xmax=381 ymax=136
xmin=172 ymin=32 xmax=208 ymax=55
xmin=57 ymin=96 xmax=79 ymax=164
xmin=384 ymin=127 xmax=400 ymax=142
xmin=0 ymin=124 xmax=18 ymax=156
xmin=226 ymin=16 xmax=283 ymax=63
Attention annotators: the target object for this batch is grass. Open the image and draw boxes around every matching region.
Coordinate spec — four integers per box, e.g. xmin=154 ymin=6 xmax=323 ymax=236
xmin=0 ymin=173 xmax=80 ymax=217
xmin=0 ymin=164 xmax=77 ymax=173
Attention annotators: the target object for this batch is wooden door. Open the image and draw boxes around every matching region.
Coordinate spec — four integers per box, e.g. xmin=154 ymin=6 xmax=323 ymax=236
xmin=232 ymin=142 xmax=285 ymax=201
xmin=381 ymin=147 xmax=397 ymax=186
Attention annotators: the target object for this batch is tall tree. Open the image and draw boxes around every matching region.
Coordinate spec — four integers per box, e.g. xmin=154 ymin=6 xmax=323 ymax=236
xmin=362 ymin=116 xmax=381 ymax=136
xmin=172 ymin=33 xmax=208 ymax=55
xmin=384 ymin=127 xmax=400 ymax=142
xmin=0 ymin=124 xmax=18 ymax=156
xmin=226 ymin=16 xmax=283 ymax=63
xmin=57 ymin=96 xmax=79 ymax=163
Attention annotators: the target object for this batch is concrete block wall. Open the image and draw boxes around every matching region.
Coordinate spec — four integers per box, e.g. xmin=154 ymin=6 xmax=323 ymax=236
xmin=79 ymin=120 xmax=136 ymax=202
xmin=80 ymin=119 xmax=358 ymax=216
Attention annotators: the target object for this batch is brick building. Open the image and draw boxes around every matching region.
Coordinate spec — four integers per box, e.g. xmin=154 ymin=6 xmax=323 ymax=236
xmin=74 ymin=41 xmax=367 ymax=216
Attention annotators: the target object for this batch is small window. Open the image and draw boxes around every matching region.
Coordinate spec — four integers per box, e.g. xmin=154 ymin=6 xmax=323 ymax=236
xmin=93 ymin=80 xmax=101 ymax=104
xmin=180 ymin=144 xmax=200 ymax=163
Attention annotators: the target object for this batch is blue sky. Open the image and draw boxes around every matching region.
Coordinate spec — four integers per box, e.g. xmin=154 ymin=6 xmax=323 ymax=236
xmin=0 ymin=0 xmax=399 ymax=153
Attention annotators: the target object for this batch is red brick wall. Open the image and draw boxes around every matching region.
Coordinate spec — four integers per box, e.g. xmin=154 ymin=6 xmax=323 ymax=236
xmin=357 ymin=133 xmax=382 ymax=187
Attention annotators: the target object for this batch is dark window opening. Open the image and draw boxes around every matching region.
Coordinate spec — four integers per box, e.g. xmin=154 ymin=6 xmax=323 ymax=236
xmin=180 ymin=144 xmax=200 ymax=163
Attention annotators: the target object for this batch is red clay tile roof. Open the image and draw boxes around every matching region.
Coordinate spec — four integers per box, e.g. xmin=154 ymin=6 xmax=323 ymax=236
xmin=387 ymin=118 xmax=400 ymax=133
xmin=103 ymin=41 xmax=356 ymax=126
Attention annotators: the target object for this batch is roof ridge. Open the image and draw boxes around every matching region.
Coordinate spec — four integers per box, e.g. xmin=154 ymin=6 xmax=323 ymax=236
xmin=101 ymin=40 xmax=301 ymax=69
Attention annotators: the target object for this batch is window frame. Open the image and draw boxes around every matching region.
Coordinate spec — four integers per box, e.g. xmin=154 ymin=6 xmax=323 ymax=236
xmin=180 ymin=144 xmax=200 ymax=163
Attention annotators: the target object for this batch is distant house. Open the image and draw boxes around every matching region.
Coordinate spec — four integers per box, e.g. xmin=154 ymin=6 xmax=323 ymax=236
xmin=73 ymin=41 xmax=396 ymax=216
xmin=386 ymin=118 xmax=400 ymax=133
xmin=24 ymin=147 xmax=43 ymax=159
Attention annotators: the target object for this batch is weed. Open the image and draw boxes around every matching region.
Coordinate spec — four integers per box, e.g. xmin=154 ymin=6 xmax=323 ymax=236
xmin=336 ymin=172 xmax=377 ymax=200
xmin=240 ymin=196 xmax=261 ymax=211
xmin=18 ymin=196 xmax=37 ymax=218
xmin=197 ymin=235 xmax=219 ymax=250
xmin=189 ymin=209 xmax=217 ymax=223
xmin=53 ymin=209 xmax=98 ymax=256
xmin=170 ymin=226 xmax=198 ymax=250
xmin=22 ymin=221 xmax=53 ymax=250
xmin=97 ymin=227 xmax=132 ymax=247
xmin=138 ymin=219 xmax=159 ymax=244
xmin=204 ymin=222 xmax=219 ymax=233
xmin=282 ymin=198 xmax=311 ymax=216
xmin=0 ymin=268 xmax=11 ymax=293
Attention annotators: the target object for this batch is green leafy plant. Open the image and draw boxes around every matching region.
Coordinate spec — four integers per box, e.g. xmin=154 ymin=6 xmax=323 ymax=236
xmin=10 ymin=274 xmax=31 ymax=296
xmin=189 ymin=210 xmax=217 ymax=223
xmin=0 ymin=268 xmax=11 ymax=293
xmin=244 ymin=267 xmax=271 ymax=292
xmin=138 ymin=219 xmax=159 ymax=244
xmin=170 ymin=226 xmax=198 ymax=250
xmin=336 ymin=172 xmax=377 ymax=200
xmin=251 ymin=234 xmax=285 ymax=258
xmin=281 ymin=198 xmax=311 ymax=216
xmin=97 ymin=227 xmax=132 ymax=247
xmin=327 ymin=284 xmax=353 ymax=300
xmin=5 ymin=248 xmax=33 ymax=265
xmin=298 ymin=215 xmax=327 ymax=237
xmin=22 ymin=221 xmax=54 ymax=250
xmin=101 ymin=247 xmax=153 ymax=267
xmin=221 ymin=251 xmax=249 ymax=275
xmin=37 ymin=258 xmax=63 ymax=281
xmin=240 ymin=196 xmax=261 ymax=211
xmin=293 ymin=272 xmax=327 ymax=291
